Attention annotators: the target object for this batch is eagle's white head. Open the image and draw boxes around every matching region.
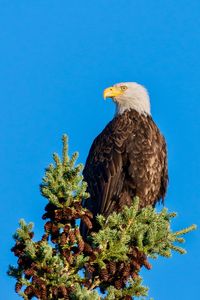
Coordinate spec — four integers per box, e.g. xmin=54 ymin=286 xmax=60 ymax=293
xmin=103 ymin=82 xmax=151 ymax=116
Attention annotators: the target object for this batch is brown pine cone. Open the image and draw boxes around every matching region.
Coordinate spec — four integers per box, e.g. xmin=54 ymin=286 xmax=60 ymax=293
xmin=15 ymin=282 xmax=22 ymax=293
xmin=78 ymin=239 xmax=85 ymax=251
xmin=24 ymin=285 xmax=33 ymax=295
xmin=100 ymin=268 xmax=109 ymax=281
xmin=108 ymin=261 xmax=116 ymax=275
xmin=84 ymin=210 xmax=93 ymax=219
xmin=12 ymin=245 xmax=24 ymax=257
xmin=84 ymin=242 xmax=93 ymax=254
xmin=74 ymin=202 xmax=82 ymax=209
xmin=44 ymin=221 xmax=52 ymax=233
xmin=114 ymin=278 xmax=123 ymax=289
xmin=131 ymin=247 xmax=138 ymax=257
xmin=51 ymin=224 xmax=59 ymax=234
xmin=41 ymin=233 xmax=49 ymax=241
xmin=86 ymin=264 xmax=95 ymax=275
xmin=32 ymin=275 xmax=44 ymax=286
xmin=60 ymin=232 xmax=67 ymax=245
xmin=73 ymin=211 xmax=82 ymax=219
xmin=143 ymin=259 xmax=152 ymax=270
xmin=64 ymin=224 xmax=71 ymax=233
xmin=59 ymin=285 xmax=68 ymax=297
xmin=40 ymin=287 xmax=47 ymax=300
xmin=81 ymin=215 xmax=93 ymax=229
xmin=83 ymin=280 xmax=91 ymax=289
xmin=89 ymin=252 xmax=97 ymax=261
xmin=63 ymin=208 xmax=72 ymax=217
xmin=61 ymin=249 xmax=70 ymax=258
xmin=66 ymin=254 xmax=73 ymax=264
xmin=131 ymin=260 xmax=141 ymax=270
xmin=24 ymin=269 xmax=35 ymax=277
xmin=29 ymin=232 xmax=34 ymax=239
xmin=54 ymin=209 xmax=63 ymax=221
xmin=131 ymin=272 xmax=139 ymax=279
xmin=68 ymin=230 xmax=76 ymax=243
xmin=52 ymin=286 xmax=58 ymax=297
xmin=122 ymin=264 xmax=131 ymax=278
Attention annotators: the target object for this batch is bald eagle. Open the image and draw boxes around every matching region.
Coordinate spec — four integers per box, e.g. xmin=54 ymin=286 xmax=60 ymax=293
xmin=81 ymin=82 xmax=168 ymax=238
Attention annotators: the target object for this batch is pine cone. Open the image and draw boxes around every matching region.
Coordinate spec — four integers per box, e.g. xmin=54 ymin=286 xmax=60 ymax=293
xmin=60 ymin=232 xmax=67 ymax=245
xmin=44 ymin=221 xmax=52 ymax=233
xmin=85 ymin=210 xmax=93 ymax=219
xmin=122 ymin=264 xmax=131 ymax=278
xmin=51 ymin=224 xmax=59 ymax=234
xmin=52 ymin=286 xmax=58 ymax=297
xmin=59 ymin=286 xmax=68 ymax=297
xmin=108 ymin=261 xmax=116 ymax=275
xmin=81 ymin=215 xmax=93 ymax=229
xmin=41 ymin=233 xmax=49 ymax=241
xmin=15 ymin=282 xmax=22 ymax=293
xmin=66 ymin=253 xmax=73 ymax=264
xmin=63 ymin=208 xmax=72 ymax=217
xmin=68 ymin=230 xmax=76 ymax=243
xmin=64 ymin=224 xmax=71 ymax=233
xmin=12 ymin=244 xmax=24 ymax=257
xmin=131 ymin=272 xmax=139 ymax=279
xmin=61 ymin=249 xmax=70 ymax=258
xmin=40 ymin=287 xmax=47 ymax=300
xmin=143 ymin=259 xmax=152 ymax=270
xmin=100 ymin=268 xmax=109 ymax=281
xmin=24 ymin=269 xmax=35 ymax=277
xmin=86 ymin=264 xmax=95 ymax=275
xmin=54 ymin=209 xmax=63 ymax=221
xmin=29 ymin=232 xmax=34 ymax=239
xmin=78 ymin=239 xmax=85 ymax=251
xmin=131 ymin=260 xmax=141 ymax=270
xmin=114 ymin=278 xmax=123 ymax=289
xmin=24 ymin=285 xmax=33 ymax=295
xmin=74 ymin=202 xmax=81 ymax=209
xmin=32 ymin=275 xmax=44 ymax=286
xmin=84 ymin=242 xmax=93 ymax=254
xmin=73 ymin=211 xmax=82 ymax=219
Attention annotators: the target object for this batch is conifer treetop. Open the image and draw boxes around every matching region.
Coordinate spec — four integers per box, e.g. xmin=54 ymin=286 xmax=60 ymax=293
xmin=8 ymin=135 xmax=196 ymax=300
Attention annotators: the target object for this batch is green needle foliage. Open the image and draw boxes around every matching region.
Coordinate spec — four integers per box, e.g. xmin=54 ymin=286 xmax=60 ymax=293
xmin=8 ymin=135 xmax=196 ymax=300
xmin=95 ymin=200 xmax=196 ymax=262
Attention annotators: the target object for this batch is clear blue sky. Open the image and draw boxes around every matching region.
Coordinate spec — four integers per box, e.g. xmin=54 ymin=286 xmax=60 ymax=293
xmin=1 ymin=1 xmax=199 ymax=299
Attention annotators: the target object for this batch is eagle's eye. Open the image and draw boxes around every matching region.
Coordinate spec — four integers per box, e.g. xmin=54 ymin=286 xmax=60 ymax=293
xmin=121 ymin=85 xmax=128 ymax=91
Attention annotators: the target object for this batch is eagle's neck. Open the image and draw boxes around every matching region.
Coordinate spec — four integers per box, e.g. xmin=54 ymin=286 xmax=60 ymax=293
xmin=114 ymin=95 xmax=151 ymax=116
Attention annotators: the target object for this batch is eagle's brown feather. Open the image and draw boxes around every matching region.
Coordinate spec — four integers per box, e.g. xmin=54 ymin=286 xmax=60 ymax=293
xmin=81 ymin=109 xmax=168 ymax=238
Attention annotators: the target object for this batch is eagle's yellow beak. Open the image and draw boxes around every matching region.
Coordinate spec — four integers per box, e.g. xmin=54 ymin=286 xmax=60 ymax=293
xmin=103 ymin=86 xmax=124 ymax=99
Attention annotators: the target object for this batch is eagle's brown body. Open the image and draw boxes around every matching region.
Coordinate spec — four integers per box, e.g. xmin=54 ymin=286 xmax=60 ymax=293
xmin=81 ymin=109 xmax=168 ymax=237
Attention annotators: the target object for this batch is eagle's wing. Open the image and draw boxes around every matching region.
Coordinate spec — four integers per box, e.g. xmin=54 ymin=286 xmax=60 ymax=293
xmin=124 ymin=114 xmax=168 ymax=207
xmin=82 ymin=113 xmax=133 ymax=217
xmin=159 ymin=136 xmax=168 ymax=201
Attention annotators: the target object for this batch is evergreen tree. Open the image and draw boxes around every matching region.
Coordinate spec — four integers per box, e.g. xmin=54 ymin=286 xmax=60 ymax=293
xmin=8 ymin=135 xmax=196 ymax=300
